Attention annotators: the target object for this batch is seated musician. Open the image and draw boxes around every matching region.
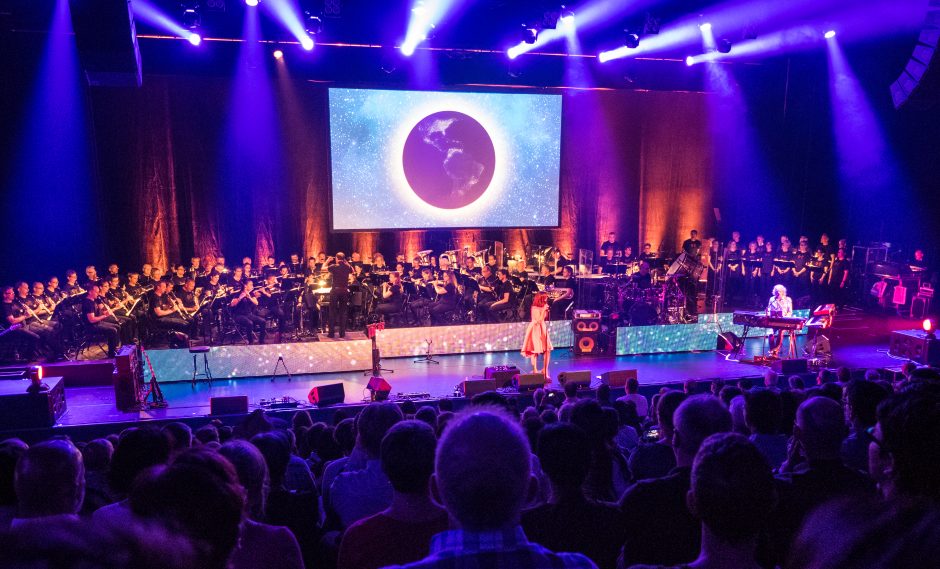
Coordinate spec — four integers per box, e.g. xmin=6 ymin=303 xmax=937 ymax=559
xmin=123 ymin=272 xmax=145 ymax=299
xmin=62 ymin=269 xmax=82 ymax=295
xmin=1 ymin=286 xmax=41 ymax=359
xmin=81 ymin=285 xmax=121 ymax=358
xmin=515 ymin=271 xmax=538 ymax=315
xmin=199 ymin=272 xmax=224 ymax=339
xmin=187 ymin=256 xmax=203 ymax=281
xmin=257 ymin=274 xmax=287 ymax=341
xmin=242 ymin=262 xmax=255 ymax=280
xmin=632 ymin=262 xmax=653 ymax=289
xmin=148 ymin=281 xmax=191 ymax=343
xmin=170 ymin=264 xmax=188 ymax=291
xmin=288 ymin=253 xmax=303 ymax=275
xmin=16 ymin=282 xmax=64 ymax=354
xmin=150 ymin=267 xmax=166 ymax=285
xmin=372 ymin=252 xmax=388 ymax=272
xmin=640 ymin=243 xmax=656 ymax=262
xmin=349 ymin=251 xmax=364 ymax=270
xmin=100 ymin=280 xmax=137 ymax=344
xmin=409 ymin=256 xmax=424 ymax=280
xmin=429 ymin=271 xmax=459 ymax=325
xmin=438 ymin=254 xmax=452 ymax=274
xmin=226 ymin=266 xmax=246 ymax=290
xmin=463 ymin=256 xmax=482 ymax=277
xmin=139 ymin=263 xmax=154 ymax=287
xmin=45 ymin=276 xmax=66 ymax=305
xmin=600 ymin=232 xmax=621 ymax=265
xmin=229 ymin=280 xmax=266 ymax=345
xmin=766 ymin=284 xmax=794 ymax=357
xmin=475 ymin=265 xmax=499 ymax=319
xmin=485 ymin=269 xmax=517 ymax=322
xmin=375 ymin=271 xmax=405 ymax=320
xmin=83 ymin=265 xmax=99 ymax=290
xmin=910 ymin=249 xmax=928 ymax=273
xmin=262 ymin=256 xmax=278 ymax=277
xmin=409 ymin=267 xmax=435 ymax=321
xmin=486 ymin=254 xmax=499 ymax=273
xmin=550 ymin=249 xmax=568 ymax=276
xmin=536 ymin=264 xmax=555 ymax=288
xmin=106 ymin=264 xmax=122 ymax=286
xmin=28 ymin=282 xmax=58 ymax=328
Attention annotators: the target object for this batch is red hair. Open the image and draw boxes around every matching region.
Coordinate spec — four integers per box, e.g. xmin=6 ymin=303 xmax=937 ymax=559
xmin=532 ymin=292 xmax=549 ymax=307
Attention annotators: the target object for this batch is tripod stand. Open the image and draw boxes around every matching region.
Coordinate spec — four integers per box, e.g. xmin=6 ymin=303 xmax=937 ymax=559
xmin=414 ymin=339 xmax=440 ymax=364
xmin=271 ymin=355 xmax=293 ymax=382
xmin=138 ymin=342 xmax=167 ymax=409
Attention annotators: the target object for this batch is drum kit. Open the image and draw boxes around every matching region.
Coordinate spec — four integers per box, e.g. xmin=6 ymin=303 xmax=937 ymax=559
xmin=604 ymin=277 xmax=689 ymax=325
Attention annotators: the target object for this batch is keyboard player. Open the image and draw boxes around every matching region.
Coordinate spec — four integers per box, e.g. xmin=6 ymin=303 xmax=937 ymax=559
xmin=767 ymin=284 xmax=794 ymax=357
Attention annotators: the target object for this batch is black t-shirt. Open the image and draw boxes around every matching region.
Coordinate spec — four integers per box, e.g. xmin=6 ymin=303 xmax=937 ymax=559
xmin=81 ymin=297 xmax=99 ymax=322
xmin=438 ymin=283 xmax=458 ymax=304
xmin=178 ymin=289 xmax=197 ymax=309
xmin=62 ymin=282 xmax=82 ymax=295
xmin=232 ymin=296 xmax=256 ymax=316
xmin=681 ymin=239 xmax=701 ymax=256
xmin=495 ymin=279 xmax=515 ymax=303
xmin=537 ymin=275 xmax=556 ymax=287
xmin=125 ymin=283 xmax=144 ymax=297
xmin=600 ymin=240 xmax=622 ymax=255
xmin=148 ymin=293 xmax=172 ymax=318
xmin=633 ymin=273 xmax=653 ymax=289
xmin=329 ymin=262 xmax=354 ymax=293
xmin=1 ymin=302 xmax=18 ymax=328
xmin=383 ymin=283 xmax=403 ymax=305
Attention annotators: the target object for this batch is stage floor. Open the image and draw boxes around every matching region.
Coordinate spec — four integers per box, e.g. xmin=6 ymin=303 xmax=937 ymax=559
xmin=52 ymin=333 xmax=902 ymax=429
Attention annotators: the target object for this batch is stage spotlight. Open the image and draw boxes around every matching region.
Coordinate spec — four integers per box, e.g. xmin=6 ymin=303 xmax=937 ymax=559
xmin=273 ymin=49 xmax=283 ymax=60
xmin=686 ymin=55 xmax=694 ymax=66
xmin=699 ymin=22 xmax=712 ymax=32
xmin=625 ymin=33 xmax=640 ymax=49
xmin=717 ymin=38 xmax=732 ymax=53
xmin=824 ymin=30 xmax=836 ymax=39
xmin=559 ymin=6 xmax=574 ymax=25
xmin=245 ymin=0 xmax=259 ymax=6
xmin=305 ymin=13 xmax=323 ymax=35
xmin=300 ymin=35 xmax=314 ymax=50
xmin=188 ymin=32 xmax=202 ymax=46
xmin=522 ymin=26 xmax=538 ymax=44
xmin=182 ymin=5 xmax=200 ymax=30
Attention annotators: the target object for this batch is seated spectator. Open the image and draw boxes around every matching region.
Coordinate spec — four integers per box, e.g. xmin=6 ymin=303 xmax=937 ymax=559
xmin=718 ymin=385 xmax=742 ymax=408
xmin=745 ymin=389 xmax=788 ymax=469
xmin=788 ymin=375 xmax=805 ymax=391
xmin=162 ymin=422 xmax=193 ymax=454
xmin=764 ymin=370 xmax=779 ymax=390
xmin=384 ymin=408 xmax=596 ymax=569
xmin=570 ymin=400 xmax=629 ymax=502
xmin=81 ymin=438 xmax=115 ymax=515
xmin=195 ymin=424 xmax=220 ymax=446
xmin=835 ymin=366 xmax=852 ymax=386
xmin=596 ymin=384 xmax=612 ymax=406
xmin=559 ymin=381 xmax=580 ymax=422
xmin=320 ymin=417 xmax=361 ymax=508
xmin=628 ymin=391 xmax=685 ymax=482
xmin=612 ymin=401 xmax=641 ymax=453
xmin=282 ymin=429 xmax=315 ymax=493
xmin=522 ymin=423 xmax=624 ymax=569
xmin=619 ymin=395 xmax=732 ymax=567
xmin=93 ymin=427 xmax=171 ymax=525
xmin=130 ymin=447 xmax=244 ymax=569
xmin=414 ymin=405 xmax=438 ymax=428
xmin=338 ymin=421 xmax=448 ymax=569
xmin=709 ymin=379 xmax=724 ymax=397
xmin=0 ymin=438 xmax=28 ymax=529
xmin=774 ymin=397 xmax=875 ymax=565
xmin=683 ymin=379 xmax=698 ymax=395
xmin=789 ymin=497 xmax=940 ymax=569
xmin=219 ymin=441 xmax=304 ymax=569
xmin=329 ymin=402 xmax=404 ymax=529
xmin=868 ymin=385 xmax=940 ymax=501
xmin=627 ymin=433 xmax=776 ymax=569
xmin=616 ymin=377 xmax=649 ymax=418
xmin=840 ymin=379 xmax=889 ymax=473
xmin=12 ymin=440 xmax=84 ymax=528
xmin=540 ymin=408 xmax=558 ymax=424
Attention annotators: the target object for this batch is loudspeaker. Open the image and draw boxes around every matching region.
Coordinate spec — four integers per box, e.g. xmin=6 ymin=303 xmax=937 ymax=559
xmin=484 ymin=365 xmax=521 ymax=387
xmin=558 ymin=370 xmax=591 ymax=388
xmin=209 ymin=395 xmax=249 ymax=415
xmin=771 ymin=359 xmax=808 ymax=375
xmin=572 ymin=310 xmax=602 ymax=355
xmin=0 ymin=377 xmax=67 ymax=430
xmin=113 ymin=345 xmax=140 ymax=411
xmin=460 ymin=377 xmax=498 ymax=397
xmin=513 ymin=373 xmax=546 ymax=391
xmin=308 ymin=383 xmax=346 ymax=406
xmin=600 ymin=369 xmax=637 ymax=388
xmin=717 ymin=332 xmax=742 ymax=351
xmin=367 ymin=376 xmax=392 ymax=401
xmin=889 ymin=330 xmax=940 ymax=366
xmin=68 ymin=0 xmax=142 ymax=87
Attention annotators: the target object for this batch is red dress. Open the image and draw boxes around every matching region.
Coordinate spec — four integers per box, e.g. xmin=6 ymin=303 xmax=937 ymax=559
xmin=521 ymin=305 xmax=552 ymax=357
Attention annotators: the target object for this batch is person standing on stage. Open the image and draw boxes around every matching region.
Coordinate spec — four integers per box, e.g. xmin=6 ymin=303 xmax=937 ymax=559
xmin=827 ymin=248 xmax=850 ymax=307
xmin=328 ymin=252 xmax=353 ymax=338
xmin=600 ymin=232 xmax=622 ymax=265
xmin=766 ymin=284 xmax=793 ymax=358
xmin=682 ymin=230 xmax=702 ymax=258
xmin=521 ymin=292 xmax=553 ymax=381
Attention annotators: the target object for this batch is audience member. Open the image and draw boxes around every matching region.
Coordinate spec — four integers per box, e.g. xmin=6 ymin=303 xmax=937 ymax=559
xmin=788 ymin=375 xmax=805 ymax=390
xmin=718 ymin=385 xmax=742 ymax=408
xmin=619 ymin=395 xmax=732 ymax=567
xmin=840 ymin=379 xmax=889 ymax=473
xmin=162 ymin=422 xmax=193 ymax=453
xmin=596 ymin=384 xmax=612 ymax=406
xmin=570 ymin=400 xmax=628 ymax=501
xmin=744 ymin=389 xmax=788 ymax=469
xmin=0 ymin=438 xmax=28 ymax=529
xmin=835 ymin=367 xmax=852 ymax=386
xmin=612 ymin=400 xmax=641 ymax=453
xmin=338 ymin=421 xmax=448 ymax=569
xmin=385 ymin=407 xmax=596 ymax=569
xmin=559 ymin=381 xmax=580 ymax=422
xmin=81 ymin=438 xmax=115 ymax=515
xmin=617 ymin=377 xmax=649 ymax=418
xmin=763 ymin=369 xmax=779 ymax=390
xmin=12 ymin=440 xmax=84 ymax=528
xmin=195 ymin=424 xmax=221 ymax=446
xmin=523 ymin=423 xmax=624 ymax=569
xmin=627 ymin=390 xmax=685 ymax=482
xmin=414 ymin=405 xmax=438 ymax=428
xmin=683 ymin=379 xmax=698 ymax=395
xmin=93 ymin=427 xmax=171 ymax=526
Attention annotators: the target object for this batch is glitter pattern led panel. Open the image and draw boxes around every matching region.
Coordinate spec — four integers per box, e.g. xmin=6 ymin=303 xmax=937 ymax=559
xmin=147 ymin=321 xmax=573 ymax=382
xmin=329 ymin=88 xmax=562 ymax=230
xmin=615 ymin=311 xmax=810 ymax=356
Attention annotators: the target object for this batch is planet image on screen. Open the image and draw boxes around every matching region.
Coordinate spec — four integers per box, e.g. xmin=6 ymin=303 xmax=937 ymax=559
xmin=402 ymin=111 xmax=496 ymax=209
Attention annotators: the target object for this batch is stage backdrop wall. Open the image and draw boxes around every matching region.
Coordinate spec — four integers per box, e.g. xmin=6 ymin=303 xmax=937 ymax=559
xmin=3 ymin=76 xmax=714 ymax=282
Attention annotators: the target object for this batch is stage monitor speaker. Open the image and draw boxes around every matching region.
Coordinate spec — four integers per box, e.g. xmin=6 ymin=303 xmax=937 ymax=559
xmin=461 ymin=377 xmax=498 ymax=397
xmin=308 ymin=383 xmax=346 ymax=406
xmin=600 ymin=369 xmax=637 ymax=388
xmin=209 ymin=395 xmax=248 ymax=415
xmin=889 ymin=330 xmax=940 ymax=366
xmin=572 ymin=310 xmax=602 ymax=355
xmin=771 ymin=359 xmax=808 ymax=375
xmin=484 ymin=365 xmax=521 ymax=387
xmin=717 ymin=332 xmax=742 ymax=351
xmin=513 ymin=373 xmax=545 ymax=391
xmin=113 ymin=345 xmax=139 ymax=411
xmin=0 ymin=377 xmax=67 ymax=430
xmin=68 ymin=0 xmax=142 ymax=87
xmin=558 ymin=370 xmax=592 ymax=388
xmin=367 ymin=376 xmax=392 ymax=401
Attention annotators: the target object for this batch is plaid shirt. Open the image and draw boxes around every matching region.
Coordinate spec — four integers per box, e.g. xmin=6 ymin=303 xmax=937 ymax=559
xmin=383 ymin=526 xmax=598 ymax=569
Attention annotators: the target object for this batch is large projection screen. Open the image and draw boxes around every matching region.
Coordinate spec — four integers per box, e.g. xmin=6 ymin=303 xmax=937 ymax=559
xmin=328 ymin=88 xmax=562 ymax=231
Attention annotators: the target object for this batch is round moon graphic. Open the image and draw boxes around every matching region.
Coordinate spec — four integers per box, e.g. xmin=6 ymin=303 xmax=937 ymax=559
xmin=402 ymin=111 xmax=496 ymax=209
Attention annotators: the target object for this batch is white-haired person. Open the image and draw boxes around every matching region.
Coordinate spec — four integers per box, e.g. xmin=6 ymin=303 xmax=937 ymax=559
xmin=767 ymin=284 xmax=794 ymax=358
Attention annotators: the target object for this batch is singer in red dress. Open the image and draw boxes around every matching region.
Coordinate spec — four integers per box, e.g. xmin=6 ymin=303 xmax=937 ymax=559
xmin=521 ymin=292 xmax=553 ymax=379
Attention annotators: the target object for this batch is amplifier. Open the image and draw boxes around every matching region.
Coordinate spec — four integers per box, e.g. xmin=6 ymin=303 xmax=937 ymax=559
xmin=771 ymin=358 xmax=809 ymax=375
xmin=513 ymin=373 xmax=546 ymax=391
xmin=572 ymin=311 xmax=602 ymax=355
xmin=113 ymin=345 xmax=140 ymax=411
xmin=460 ymin=377 xmax=498 ymax=397
xmin=484 ymin=365 xmax=521 ymax=387
xmin=600 ymin=369 xmax=637 ymax=388
xmin=0 ymin=377 xmax=67 ymax=430
xmin=308 ymin=383 xmax=346 ymax=407
xmin=558 ymin=370 xmax=592 ymax=388
xmin=889 ymin=330 xmax=940 ymax=366
xmin=210 ymin=395 xmax=249 ymax=415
